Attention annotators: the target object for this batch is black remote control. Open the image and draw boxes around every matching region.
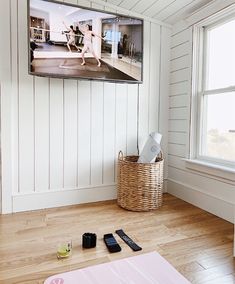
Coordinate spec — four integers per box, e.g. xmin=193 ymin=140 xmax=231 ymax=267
xmin=116 ymin=229 xmax=142 ymax=251
xmin=103 ymin=233 xmax=122 ymax=253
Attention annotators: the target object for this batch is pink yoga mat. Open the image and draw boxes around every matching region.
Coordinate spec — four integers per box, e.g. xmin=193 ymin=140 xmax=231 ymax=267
xmin=44 ymin=252 xmax=191 ymax=284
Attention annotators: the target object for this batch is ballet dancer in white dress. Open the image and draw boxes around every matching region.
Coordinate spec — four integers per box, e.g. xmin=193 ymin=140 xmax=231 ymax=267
xmin=78 ymin=24 xmax=104 ymax=67
xmin=63 ymin=21 xmax=80 ymax=52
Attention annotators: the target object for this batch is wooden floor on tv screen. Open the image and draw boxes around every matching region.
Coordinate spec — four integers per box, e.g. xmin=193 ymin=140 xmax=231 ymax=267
xmin=0 ymin=194 xmax=234 ymax=284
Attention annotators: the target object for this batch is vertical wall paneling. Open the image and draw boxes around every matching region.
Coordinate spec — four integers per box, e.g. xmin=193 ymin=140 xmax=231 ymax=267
xmin=64 ymin=79 xmax=78 ymax=189
xmin=1 ymin=0 xmax=172 ymax=212
xmin=115 ymin=83 xmax=128 ymax=180
xmin=0 ymin=0 xmax=12 ymax=212
xmin=11 ymin=0 xmax=19 ymax=194
xmin=90 ymin=0 xmax=104 ymax=186
xmin=35 ymin=77 xmax=50 ymax=191
xmin=90 ymin=81 xmax=104 ymax=185
xmin=148 ymin=23 xmax=161 ymax=133
xmin=103 ymin=83 xmax=116 ymax=184
xmin=18 ymin=0 xmax=35 ymax=193
xmin=127 ymin=84 xmax=138 ymax=155
xmin=77 ymin=81 xmax=91 ymax=187
xmin=49 ymin=79 xmax=64 ymax=189
xmin=138 ymin=21 xmax=151 ymax=151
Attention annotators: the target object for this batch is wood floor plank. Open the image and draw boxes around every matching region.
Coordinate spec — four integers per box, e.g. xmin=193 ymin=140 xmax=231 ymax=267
xmin=203 ymin=273 xmax=235 ymax=284
xmin=0 ymin=194 xmax=234 ymax=284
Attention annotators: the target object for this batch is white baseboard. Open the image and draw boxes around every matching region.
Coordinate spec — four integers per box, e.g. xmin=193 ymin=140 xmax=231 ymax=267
xmin=167 ymin=179 xmax=234 ymax=223
xmin=11 ymin=179 xmax=233 ymax=223
xmin=11 ymin=180 xmax=168 ymax=213
xmin=12 ymin=184 xmax=117 ymax=213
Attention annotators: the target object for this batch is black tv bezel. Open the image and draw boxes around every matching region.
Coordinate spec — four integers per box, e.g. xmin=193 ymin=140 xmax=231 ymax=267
xmin=27 ymin=0 xmax=144 ymax=84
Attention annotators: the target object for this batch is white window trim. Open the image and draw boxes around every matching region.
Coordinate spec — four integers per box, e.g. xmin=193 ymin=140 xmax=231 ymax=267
xmin=186 ymin=5 xmax=235 ymax=182
xmin=184 ymin=159 xmax=235 ymax=183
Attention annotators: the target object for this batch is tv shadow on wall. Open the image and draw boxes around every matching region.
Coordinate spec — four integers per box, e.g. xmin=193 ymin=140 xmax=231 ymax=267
xmin=28 ymin=0 xmax=143 ymax=83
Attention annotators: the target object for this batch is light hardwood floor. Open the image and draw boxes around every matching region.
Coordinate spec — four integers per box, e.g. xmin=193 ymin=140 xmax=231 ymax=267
xmin=0 ymin=194 xmax=234 ymax=284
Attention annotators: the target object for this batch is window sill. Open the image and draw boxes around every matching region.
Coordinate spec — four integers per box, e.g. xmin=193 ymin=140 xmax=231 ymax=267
xmin=183 ymin=158 xmax=235 ymax=183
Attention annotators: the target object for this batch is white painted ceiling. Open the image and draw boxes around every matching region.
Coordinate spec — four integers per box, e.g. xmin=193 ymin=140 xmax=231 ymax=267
xmin=106 ymin=0 xmax=214 ymax=24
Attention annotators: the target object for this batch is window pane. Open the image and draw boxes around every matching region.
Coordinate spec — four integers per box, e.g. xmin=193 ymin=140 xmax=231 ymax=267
xmin=202 ymin=92 xmax=235 ymax=162
xmin=206 ymin=19 xmax=235 ymax=90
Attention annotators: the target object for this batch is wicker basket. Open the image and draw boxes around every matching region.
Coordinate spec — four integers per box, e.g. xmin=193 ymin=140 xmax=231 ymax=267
xmin=117 ymin=151 xmax=164 ymax=212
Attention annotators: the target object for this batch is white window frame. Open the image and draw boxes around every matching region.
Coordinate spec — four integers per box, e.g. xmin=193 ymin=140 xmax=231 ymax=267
xmin=187 ymin=5 xmax=235 ymax=180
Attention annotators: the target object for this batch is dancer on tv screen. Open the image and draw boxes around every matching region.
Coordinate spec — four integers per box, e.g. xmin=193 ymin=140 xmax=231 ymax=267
xmin=78 ymin=24 xmax=104 ymax=67
xmin=62 ymin=21 xmax=80 ymax=52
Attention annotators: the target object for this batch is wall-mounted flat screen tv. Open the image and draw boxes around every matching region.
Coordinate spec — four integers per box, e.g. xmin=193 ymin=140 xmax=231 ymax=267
xmin=28 ymin=0 xmax=143 ymax=83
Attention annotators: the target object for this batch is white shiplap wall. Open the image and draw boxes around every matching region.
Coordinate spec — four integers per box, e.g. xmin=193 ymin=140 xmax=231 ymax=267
xmin=0 ymin=0 xmax=170 ymax=213
xmin=168 ymin=1 xmax=235 ymax=223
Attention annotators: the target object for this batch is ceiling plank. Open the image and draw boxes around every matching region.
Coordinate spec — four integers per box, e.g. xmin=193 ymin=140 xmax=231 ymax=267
xmin=155 ymin=0 xmax=196 ymax=21
xmin=164 ymin=0 xmax=213 ymax=24
xmin=118 ymin=0 xmax=142 ymax=10
xmin=95 ymin=0 xmax=219 ymax=25
xmin=185 ymin=0 xmax=235 ymax=25
xmin=92 ymin=0 xmax=172 ymax=27
xmin=131 ymin=0 xmax=158 ymax=14
xmin=143 ymin=0 xmax=176 ymax=18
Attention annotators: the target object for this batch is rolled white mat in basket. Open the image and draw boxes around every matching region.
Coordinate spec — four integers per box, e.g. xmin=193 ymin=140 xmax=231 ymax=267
xmin=138 ymin=132 xmax=162 ymax=163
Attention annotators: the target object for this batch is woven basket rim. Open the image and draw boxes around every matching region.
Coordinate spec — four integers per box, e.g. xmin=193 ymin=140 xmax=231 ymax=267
xmin=119 ymin=155 xmax=164 ymax=165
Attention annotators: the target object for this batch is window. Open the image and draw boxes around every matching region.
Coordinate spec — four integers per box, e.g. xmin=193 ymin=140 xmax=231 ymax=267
xmin=192 ymin=12 xmax=235 ymax=169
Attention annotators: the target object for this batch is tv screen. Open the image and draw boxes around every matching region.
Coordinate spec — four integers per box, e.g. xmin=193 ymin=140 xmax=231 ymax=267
xmin=28 ymin=0 xmax=143 ymax=83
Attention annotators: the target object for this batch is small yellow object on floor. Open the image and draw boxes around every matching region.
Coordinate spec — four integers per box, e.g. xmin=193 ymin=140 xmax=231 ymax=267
xmin=57 ymin=242 xmax=72 ymax=259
